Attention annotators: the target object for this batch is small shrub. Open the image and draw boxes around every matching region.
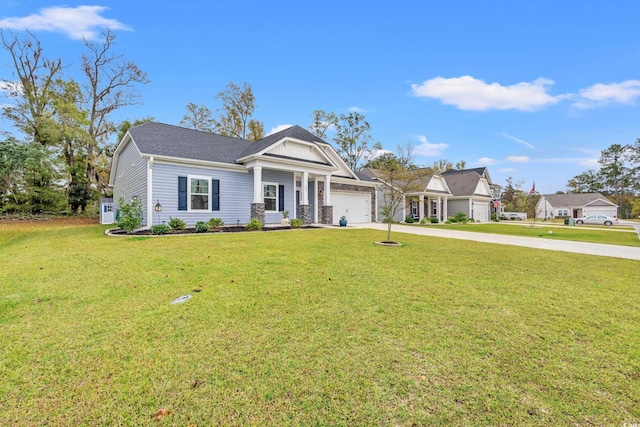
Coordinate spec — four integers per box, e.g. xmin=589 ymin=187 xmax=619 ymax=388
xmin=419 ymin=217 xmax=430 ymax=225
xmin=246 ymin=218 xmax=262 ymax=231
xmin=405 ymin=216 xmax=414 ymax=223
xmin=116 ymin=197 xmax=143 ymax=234
xmin=448 ymin=216 xmax=457 ymax=223
xmin=168 ymin=217 xmax=186 ymax=230
xmin=290 ymin=218 xmax=303 ymax=228
xmin=208 ymin=217 xmax=224 ymax=229
xmin=453 ymin=212 xmax=467 ymax=223
xmin=430 ymin=216 xmax=440 ymax=224
xmin=195 ymin=221 xmax=209 ymax=233
xmin=469 ymin=218 xmax=476 ymax=223
xmin=491 ymin=213 xmax=498 ymax=222
xmin=444 ymin=220 xmax=452 ymax=224
xmin=281 ymin=210 xmax=289 ymax=219
xmin=151 ymin=224 xmax=171 ymax=235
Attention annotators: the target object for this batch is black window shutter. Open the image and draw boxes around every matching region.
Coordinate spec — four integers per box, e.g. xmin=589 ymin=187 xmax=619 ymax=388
xmin=278 ymin=185 xmax=285 ymax=212
xmin=212 ymin=179 xmax=220 ymax=211
xmin=178 ymin=176 xmax=187 ymax=210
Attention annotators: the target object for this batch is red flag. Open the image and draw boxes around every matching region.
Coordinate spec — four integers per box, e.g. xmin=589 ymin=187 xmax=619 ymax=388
xmin=529 ymin=181 xmax=536 ymax=195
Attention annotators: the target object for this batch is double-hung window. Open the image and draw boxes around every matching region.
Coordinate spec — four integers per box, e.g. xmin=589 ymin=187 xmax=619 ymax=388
xmin=263 ymin=183 xmax=277 ymax=211
xmin=190 ymin=177 xmax=209 ymax=210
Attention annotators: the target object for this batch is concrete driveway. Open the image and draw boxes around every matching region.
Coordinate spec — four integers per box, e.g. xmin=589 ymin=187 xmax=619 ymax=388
xmin=350 ymin=222 xmax=640 ymax=261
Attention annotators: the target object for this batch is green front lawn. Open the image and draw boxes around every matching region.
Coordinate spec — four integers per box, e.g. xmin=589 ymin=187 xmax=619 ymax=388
xmin=430 ymin=222 xmax=640 ymax=246
xmin=1 ymin=222 xmax=639 ymax=425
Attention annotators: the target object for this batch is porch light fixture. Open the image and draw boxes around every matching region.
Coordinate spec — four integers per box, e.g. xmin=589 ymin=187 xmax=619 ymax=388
xmin=155 ymin=199 xmax=162 ymax=225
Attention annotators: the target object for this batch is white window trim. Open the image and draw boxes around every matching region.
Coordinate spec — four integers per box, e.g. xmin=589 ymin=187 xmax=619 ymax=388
xmin=263 ymin=181 xmax=278 ymax=212
xmin=188 ymin=174 xmax=211 ymax=212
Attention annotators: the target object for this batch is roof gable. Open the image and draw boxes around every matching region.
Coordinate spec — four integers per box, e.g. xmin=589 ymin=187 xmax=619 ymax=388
xmin=443 ymin=170 xmax=484 ymax=196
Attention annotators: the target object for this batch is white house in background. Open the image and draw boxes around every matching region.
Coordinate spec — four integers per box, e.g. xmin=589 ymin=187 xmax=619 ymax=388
xmin=535 ymin=193 xmax=618 ymax=219
xmin=108 ymin=122 xmax=377 ymax=227
xmin=359 ymin=167 xmax=452 ymax=223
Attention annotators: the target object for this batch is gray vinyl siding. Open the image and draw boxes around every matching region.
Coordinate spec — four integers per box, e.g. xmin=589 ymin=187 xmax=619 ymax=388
xmin=262 ymin=169 xmax=294 ymax=224
xmin=152 ymin=162 xmax=252 ymax=226
xmin=112 ymin=141 xmax=148 ymax=225
xmin=447 ymin=200 xmax=469 ymax=218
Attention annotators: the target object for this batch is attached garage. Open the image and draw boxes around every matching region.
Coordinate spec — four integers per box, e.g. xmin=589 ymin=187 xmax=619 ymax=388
xmin=473 ymin=202 xmax=489 ymax=222
xmin=331 ymin=192 xmax=371 ymax=224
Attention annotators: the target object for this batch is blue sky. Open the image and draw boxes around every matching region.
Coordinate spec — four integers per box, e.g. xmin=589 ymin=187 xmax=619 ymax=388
xmin=1 ymin=1 xmax=639 ymax=194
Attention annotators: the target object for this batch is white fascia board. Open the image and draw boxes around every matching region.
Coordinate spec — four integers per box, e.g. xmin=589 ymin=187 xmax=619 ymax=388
xmin=244 ymin=158 xmax=337 ymax=175
xmin=315 ymin=141 xmax=359 ymax=180
xmin=584 ymin=198 xmax=617 ymax=207
xmin=144 ymin=154 xmax=247 ymax=172
xmin=108 ymin=132 xmax=139 ymax=186
xmin=236 ymin=137 xmax=335 ymax=165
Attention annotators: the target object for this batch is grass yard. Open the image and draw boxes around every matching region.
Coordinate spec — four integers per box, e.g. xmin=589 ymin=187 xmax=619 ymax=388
xmin=429 ymin=222 xmax=640 ymax=247
xmin=1 ymin=221 xmax=639 ymax=426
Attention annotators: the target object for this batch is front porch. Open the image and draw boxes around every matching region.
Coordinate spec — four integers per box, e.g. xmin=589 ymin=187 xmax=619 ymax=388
xmin=404 ymin=194 xmax=449 ymax=222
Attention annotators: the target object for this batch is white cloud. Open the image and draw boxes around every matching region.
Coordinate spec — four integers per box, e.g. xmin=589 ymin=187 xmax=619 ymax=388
xmin=346 ymin=106 xmax=371 ymax=113
xmin=498 ymin=168 xmax=515 ymax=172
xmin=267 ymin=124 xmax=292 ymax=136
xmin=413 ymin=135 xmax=448 ymax=157
xmin=573 ymin=80 xmax=640 ymax=109
xmin=476 ymin=157 xmax=497 ymax=165
xmin=506 ymin=155 xmax=530 ymax=163
xmin=0 ymin=6 xmax=131 ymax=40
xmin=579 ymin=158 xmax=600 ymax=167
xmin=411 ymin=75 xmax=562 ymax=111
xmin=500 ymin=132 xmax=540 ymax=151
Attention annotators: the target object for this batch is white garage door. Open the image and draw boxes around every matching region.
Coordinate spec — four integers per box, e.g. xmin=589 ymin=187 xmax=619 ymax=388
xmin=332 ymin=192 xmax=371 ymax=224
xmin=584 ymin=209 xmax=616 ymax=217
xmin=473 ymin=202 xmax=489 ymax=222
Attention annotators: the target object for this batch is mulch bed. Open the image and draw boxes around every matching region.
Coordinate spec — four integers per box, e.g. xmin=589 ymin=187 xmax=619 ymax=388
xmin=107 ymin=225 xmax=321 ymax=236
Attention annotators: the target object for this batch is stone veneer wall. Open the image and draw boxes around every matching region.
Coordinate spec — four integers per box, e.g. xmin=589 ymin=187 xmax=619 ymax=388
xmin=317 ymin=181 xmax=377 ymax=222
xmin=298 ymin=204 xmax=312 ymax=224
xmin=250 ymin=203 xmax=265 ymax=224
xmin=320 ymin=205 xmax=333 ymax=225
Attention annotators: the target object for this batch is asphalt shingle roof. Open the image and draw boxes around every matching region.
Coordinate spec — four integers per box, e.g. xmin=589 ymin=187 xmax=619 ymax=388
xmin=541 ymin=193 xmax=615 ymax=208
xmin=442 ymin=170 xmax=484 ymax=196
xmin=128 ymin=122 xmax=250 ymax=164
xmin=127 ymin=123 xmax=328 ymax=165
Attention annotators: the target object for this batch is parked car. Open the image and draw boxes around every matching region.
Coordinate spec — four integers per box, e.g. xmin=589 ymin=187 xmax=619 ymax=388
xmin=574 ymin=215 xmax=618 ymax=226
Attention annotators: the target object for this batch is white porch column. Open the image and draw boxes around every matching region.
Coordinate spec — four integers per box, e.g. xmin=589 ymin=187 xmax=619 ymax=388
xmin=253 ymin=166 xmax=263 ymax=203
xmin=419 ymin=194 xmax=424 ymax=221
xmin=402 ymin=195 xmax=406 ymax=222
xmin=146 ymin=156 xmax=154 ymax=227
xmin=443 ymin=197 xmax=448 ymax=220
xmin=302 ymin=172 xmax=309 ymax=205
xmin=438 ymin=196 xmax=442 ymax=220
xmin=324 ymin=174 xmax=331 ymax=205
xmin=292 ymin=173 xmax=297 ymax=218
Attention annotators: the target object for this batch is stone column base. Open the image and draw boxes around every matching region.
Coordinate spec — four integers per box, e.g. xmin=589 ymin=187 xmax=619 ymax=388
xmin=250 ymin=203 xmax=265 ymax=224
xmin=320 ymin=205 xmax=333 ymax=225
xmin=298 ymin=204 xmax=312 ymax=224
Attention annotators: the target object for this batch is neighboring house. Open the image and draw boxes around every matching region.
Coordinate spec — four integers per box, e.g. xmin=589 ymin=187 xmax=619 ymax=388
xmin=536 ymin=193 xmax=618 ymax=219
xmin=108 ymin=122 xmax=377 ymax=227
xmin=440 ymin=168 xmax=497 ymax=222
xmin=360 ymin=167 xmax=452 ymax=222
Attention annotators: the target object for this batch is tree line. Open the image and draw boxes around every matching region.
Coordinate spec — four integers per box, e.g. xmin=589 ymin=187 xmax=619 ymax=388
xmin=566 ymin=142 xmax=640 ymax=218
xmin=1 ymin=29 xmax=466 ymax=216
xmin=0 ymin=29 xmax=148 ymax=214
